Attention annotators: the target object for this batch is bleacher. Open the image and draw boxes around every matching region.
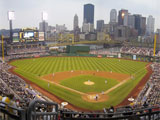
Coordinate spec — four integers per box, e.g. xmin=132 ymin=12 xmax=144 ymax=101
xmin=0 ymin=47 xmax=160 ymax=120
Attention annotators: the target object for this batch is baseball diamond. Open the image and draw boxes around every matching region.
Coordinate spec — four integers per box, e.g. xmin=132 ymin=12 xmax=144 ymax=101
xmin=9 ymin=57 xmax=149 ymax=110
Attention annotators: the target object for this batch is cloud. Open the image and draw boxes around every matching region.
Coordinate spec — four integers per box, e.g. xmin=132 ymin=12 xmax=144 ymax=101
xmin=126 ymin=0 xmax=158 ymax=10
xmin=0 ymin=0 xmax=160 ymax=29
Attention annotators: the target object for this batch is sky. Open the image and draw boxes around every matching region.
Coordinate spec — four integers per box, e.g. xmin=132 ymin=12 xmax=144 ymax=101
xmin=0 ymin=0 xmax=160 ymax=30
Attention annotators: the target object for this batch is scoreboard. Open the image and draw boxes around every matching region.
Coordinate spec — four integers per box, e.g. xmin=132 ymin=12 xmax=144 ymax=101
xmin=19 ymin=28 xmax=39 ymax=42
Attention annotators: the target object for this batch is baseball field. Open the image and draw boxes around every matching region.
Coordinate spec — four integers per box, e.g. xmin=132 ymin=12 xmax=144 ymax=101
xmin=9 ymin=57 xmax=149 ymax=110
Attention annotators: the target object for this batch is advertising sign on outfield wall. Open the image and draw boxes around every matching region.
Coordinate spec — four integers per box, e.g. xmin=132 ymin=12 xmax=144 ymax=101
xmin=118 ymin=53 xmax=121 ymax=58
xmin=133 ymin=55 xmax=136 ymax=60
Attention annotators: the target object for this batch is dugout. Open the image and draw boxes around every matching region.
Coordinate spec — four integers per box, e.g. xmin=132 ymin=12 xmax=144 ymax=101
xmin=66 ymin=45 xmax=90 ymax=54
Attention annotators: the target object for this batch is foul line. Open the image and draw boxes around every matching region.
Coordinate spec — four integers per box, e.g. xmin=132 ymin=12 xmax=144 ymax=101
xmin=41 ymin=63 xmax=151 ymax=96
xmin=104 ymin=77 xmax=130 ymax=94
xmin=42 ymin=78 xmax=88 ymax=96
xmin=104 ymin=63 xmax=151 ymax=94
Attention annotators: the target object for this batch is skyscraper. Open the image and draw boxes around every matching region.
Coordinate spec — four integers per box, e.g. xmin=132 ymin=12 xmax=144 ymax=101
xmin=39 ymin=22 xmax=48 ymax=32
xmin=97 ymin=20 xmax=104 ymax=32
xmin=123 ymin=14 xmax=129 ymax=26
xmin=134 ymin=14 xmax=146 ymax=36
xmin=82 ymin=23 xmax=94 ymax=33
xmin=110 ymin=9 xmax=117 ymax=23
xmin=128 ymin=14 xmax=135 ymax=28
xmin=134 ymin=14 xmax=141 ymax=35
xmin=83 ymin=4 xmax=94 ymax=24
xmin=82 ymin=4 xmax=94 ymax=33
xmin=73 ymin=14 xmax=79 ymax=30
xmin=146 ymin=15 xmax=155 ymax=35
xmin=140 ymin=17 xmax=146 ymax=35
xmin=118 ymin=9 xmax=128 ymax=25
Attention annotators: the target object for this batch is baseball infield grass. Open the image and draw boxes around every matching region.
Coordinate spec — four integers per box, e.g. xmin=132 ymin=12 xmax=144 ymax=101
xmin=10 ymin=57 xmax=148 ymax=110
xmin=60 ymin=75 xmax=118 ymax=93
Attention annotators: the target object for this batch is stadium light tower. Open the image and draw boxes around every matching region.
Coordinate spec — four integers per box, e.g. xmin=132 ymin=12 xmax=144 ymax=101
xmin=8 ymin=11 xmax=15 ymax=43
xmin=42 ymin=11 xmax=48 ymax=41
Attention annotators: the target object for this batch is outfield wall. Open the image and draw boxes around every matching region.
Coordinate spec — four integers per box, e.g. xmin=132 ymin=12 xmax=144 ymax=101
xmin=7 ymin=51 xmax=160 ymax=63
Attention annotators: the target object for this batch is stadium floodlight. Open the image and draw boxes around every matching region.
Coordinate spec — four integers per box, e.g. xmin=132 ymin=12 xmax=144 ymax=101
xmin=8 ymin=11 xmax=15 ymax=43
xmin=8 ymin=11 xmax=15 ymax=20
xmin=42 ymin=11 xmax=48 ymax=21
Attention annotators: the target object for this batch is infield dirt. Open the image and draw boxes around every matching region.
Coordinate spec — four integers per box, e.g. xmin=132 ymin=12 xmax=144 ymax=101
xmin=41 ymin=70 xmax=130 ymax=83
xmin=41 ymin=70 xmax=130 ymax=103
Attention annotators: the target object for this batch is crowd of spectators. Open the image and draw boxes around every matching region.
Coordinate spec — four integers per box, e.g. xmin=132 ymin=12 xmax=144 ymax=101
xmin=6 ymin=52 xmax=49 ymax=61
xmin=7 ymin=47 xmax=47 ymax=55
xmin=89 ymin=46 xmax=160 ymax=57
xmin=136 ymin=63 xmax=160 ymax=107
xmin=89 ymin=48 xmax=119 ymax=56
xmin=120 ymin=47 xmax=156 ymax=56
xmin=157 ymin=51 xmax=160 ymax=56
xmin=5 ymin=46 xmax=50 ymax=61
xmin=0 ymin=80 xmax=12 ymax=97
xmin=0 ymin=62 xmax=46 ymax=109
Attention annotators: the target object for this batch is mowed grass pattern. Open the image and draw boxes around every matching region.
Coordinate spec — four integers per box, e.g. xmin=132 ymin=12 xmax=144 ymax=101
xmin=11 ymin=57 xmax=146 ymax=76
xmin=10 ymin=57 xmax=148 ymax=110
xmin=60 ymin=75 xmax=118 ymax=93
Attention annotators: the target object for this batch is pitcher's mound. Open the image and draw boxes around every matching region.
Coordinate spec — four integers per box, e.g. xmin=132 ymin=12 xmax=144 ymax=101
xmin=84 ymin=81 xmax=95 ymax=85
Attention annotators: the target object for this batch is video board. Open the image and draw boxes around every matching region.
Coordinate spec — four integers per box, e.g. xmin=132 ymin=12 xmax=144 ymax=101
xmin=19 ymin=28 xmax=39 ymax=42
xmin=24 ymin=32 xmax=34 ymax=38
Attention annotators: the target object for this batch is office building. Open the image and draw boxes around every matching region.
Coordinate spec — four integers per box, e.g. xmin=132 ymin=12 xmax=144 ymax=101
xmin=56 ymin=24 xmax=67 ymax=33
xmin=140 ymin=17 xmax=146 ymax=35
xmin=83 ymin=4 xmax=94 ymax=24
xmin=123 ymin=14 xmax=129 ymax=26
xmin=39 ymin=22 xmax=48 ymax=32
xmin=73 ymin=14 xmax=79 ymax=30
xmin=110 ymin=9 xmax=117 ymax=23
xmin=96 ymin=20 xmax=104 ymax=32
xmin=134 ymin=14 xmax=141 ymax=35
xmin=128 ymin=15 xmax=135 ymax=28
xmin=118 ymin=9 xmax=128 ymax=25
xmin=146 ymin=15 xmax=155 ymax=36
xmin=134 ymin=14 xmax=146 ymax=36
xmin=82 ymin=23 xmax=94 ymax=33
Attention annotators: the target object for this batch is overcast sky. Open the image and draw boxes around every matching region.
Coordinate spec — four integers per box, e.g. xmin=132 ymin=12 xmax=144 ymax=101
xmin=0 ymin=0 xmax=160 ymax=30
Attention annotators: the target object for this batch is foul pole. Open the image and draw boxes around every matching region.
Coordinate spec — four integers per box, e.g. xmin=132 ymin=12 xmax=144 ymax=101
xmin=153 ymin=34 xmax=157 ymax=57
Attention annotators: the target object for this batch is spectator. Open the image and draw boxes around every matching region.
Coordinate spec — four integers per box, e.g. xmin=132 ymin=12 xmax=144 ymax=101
xmin=108 ymin=106 xmax=114 ymax=117
xmin=2 ymin=94 xmax=17 ymax=114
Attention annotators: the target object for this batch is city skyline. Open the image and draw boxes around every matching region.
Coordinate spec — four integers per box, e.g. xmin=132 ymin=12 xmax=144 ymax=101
xmin=0 ymin=0 xmax=160 ymax=30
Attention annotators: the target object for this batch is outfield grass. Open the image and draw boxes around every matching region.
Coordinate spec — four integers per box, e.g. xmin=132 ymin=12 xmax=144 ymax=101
xmin=10 ymin=57 xmax=148 ymax=110
xmin=60 ymin=75 xmax=118 ymax=93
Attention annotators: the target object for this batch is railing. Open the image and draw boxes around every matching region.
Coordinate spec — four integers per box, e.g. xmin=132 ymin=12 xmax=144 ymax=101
xmin=0 ymin=100 xmax=160 ymax=120
xmin=0 ymin=101 xmax=26 ymax=120
xmin=61 ymin=106 xmax=160 ymax=120
xmin=27 ymin=100 xmax=59 ymax=120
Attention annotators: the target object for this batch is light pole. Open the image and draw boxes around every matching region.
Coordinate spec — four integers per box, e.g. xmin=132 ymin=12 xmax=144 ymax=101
xmin=8 ymin=11 xmax=15 ymax=43
xmin=42 ymin=11 xmax=48 ymax=41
